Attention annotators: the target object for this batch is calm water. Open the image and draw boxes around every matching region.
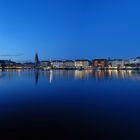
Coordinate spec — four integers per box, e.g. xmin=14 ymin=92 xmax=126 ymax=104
xmin=0 ymin=70 xmax=140 ymax=139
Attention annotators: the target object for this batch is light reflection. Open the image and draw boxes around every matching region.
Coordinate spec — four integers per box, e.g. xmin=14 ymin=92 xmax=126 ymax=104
xmin=49 ymin=70 xmax=53 ymax=84
xmin=74 ymin=70 xmax=84 ymax=80
xmin=107 ymin=70 xmax=133 ymax=79
xmin=17 ymin=69 xmax=22 ymax=77
xmin=74 ymin=70 xmax=92 ymax=80
xmin=35 ymin=70 xmax=39 ymax=85
xmin=0 ymin=70 xmax=140 ymax=85
xmin=127 ymin=70 xmax=132 ymax=76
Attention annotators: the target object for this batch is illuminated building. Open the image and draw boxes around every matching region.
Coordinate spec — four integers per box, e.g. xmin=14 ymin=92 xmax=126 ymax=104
xmin=129 ymin=57 xmax=140 ymax=64
xmin=51 ymin=60 xmax=64 ymax=69
xmin=0 ymin=60 xmax=16 ymax=68
xmin=74 ymin=60 xmax=90 ymax=69
xmin=92 ymin=59 xmax=108 ymax=68
xmin=108 ymin=59 xmax=126 ymax=69
xmin=24 ymin=62 xmax=35 ymax=69
xmin=63 ymin=60 xmax=75 ymax=69
xmin=40 ymin=61 xmax=51 ymax=67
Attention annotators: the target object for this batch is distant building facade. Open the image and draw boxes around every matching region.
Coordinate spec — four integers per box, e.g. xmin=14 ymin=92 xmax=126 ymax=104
xmin=63 ymin=60 xmax=75 ymax=69
xmin=108 ymin=59 xmax=126 ymax=69
xmin=74 ymin=60 xmax=91 ymax=68
xmin=15 ymin=63 xmax=24 ymax=68
xmin=40 ymin=61 xmax=50 ymax=67
xmin=92 ymin=59 xmax=108 ymax=68
xmin=24 ymin=63 xmax=35 ymax=69
xmin=129 ymin=57 xmax=140 ymax=65
xmin=51 ymin=60 xmax=64 ymax=69
xmin=0 ymin=60 xmax=16 ymax=68
xmin=0 ymin=60 xmax=6 ymax=68
xmin=40 ymin=61 xmax=51 ymax=68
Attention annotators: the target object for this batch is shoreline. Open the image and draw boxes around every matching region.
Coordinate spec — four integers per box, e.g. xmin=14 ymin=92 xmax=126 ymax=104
xmin=0 ymin=67 xmax=140 ymax=71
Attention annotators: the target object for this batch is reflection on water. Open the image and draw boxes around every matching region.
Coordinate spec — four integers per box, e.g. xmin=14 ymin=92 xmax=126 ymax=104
xmin=0 ymin=69 xmax=140 ymax=139
xmin=0 ymin=70 xmax=140 ymax=84
xmin=49 ymin=70 xmax=53 ymax=84
xmin=34 ymin=70 xmax=39 ymax=85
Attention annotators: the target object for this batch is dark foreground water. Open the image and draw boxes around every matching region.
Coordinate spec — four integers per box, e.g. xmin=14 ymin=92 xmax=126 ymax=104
xmin=0 ymin=70 xmax=140 ymax=139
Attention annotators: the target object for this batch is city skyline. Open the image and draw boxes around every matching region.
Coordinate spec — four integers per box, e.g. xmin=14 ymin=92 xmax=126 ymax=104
xmin=1 ymin=0 xmax=140 ymax=61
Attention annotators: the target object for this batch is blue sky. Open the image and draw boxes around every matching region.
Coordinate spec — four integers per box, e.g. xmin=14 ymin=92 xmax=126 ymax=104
xmin=1 ymin=0 xmax=140 ymax=62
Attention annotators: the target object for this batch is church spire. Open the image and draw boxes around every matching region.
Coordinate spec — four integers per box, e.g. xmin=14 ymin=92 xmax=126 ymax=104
xmin=35 ymin=53 xmax=39 ymax=67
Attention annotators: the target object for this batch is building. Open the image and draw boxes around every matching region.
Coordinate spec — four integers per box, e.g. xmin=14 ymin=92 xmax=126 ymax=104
xmin=14 ymin=63 xmax=24 ymax=68
xmin=129 ymin=57 xmax=140 ymax=65
xmin=40 ymin=61 xmax=51 ymax=69
xmin=92 ymin=59 xmax=108 ymax=68
xmin=35 ymin=53 xmax=39 ymax=67
xmin=40 ymin=61 xmax=51 ymax=67
xmin=0 ymin=60 xmax=16 ymax=68
xmin=125 ymin=57 xmax=140 ymax=68
xmin=51 ymin=60 xmax=64 ymax=69
xmin=108 ymin=59 xmax=126 ymax=69
xmin=135 ymin=57 xmax=140 ymax=67
xmin=136 ymin=57 xmax=140 ymax=63
xmin=24 ymin=62 xmax=35 ymax=69
xmin=74 ymin=60 xmax=91 ymax=69
xmin=0 ymin=60 xmax=6 ymax=68
xmin=63 ymin=60 xmax=75 ymax=69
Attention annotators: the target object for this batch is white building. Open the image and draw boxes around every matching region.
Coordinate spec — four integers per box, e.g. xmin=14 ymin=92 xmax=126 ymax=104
xmin=63 ymin=60 xmax=75 ymax=68
xmin=74 ymin=60 xmax=90 ymax=68
xmin=108 ymin=59 xmax=126 ymax=69
xmin=51 ymin=60 xmax=64 ymax=69
xmin=129 ymin=57 xmax=140 ymax=64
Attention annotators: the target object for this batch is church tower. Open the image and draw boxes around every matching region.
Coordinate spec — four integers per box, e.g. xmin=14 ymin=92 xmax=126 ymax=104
xmin=35 ymin=53 xmax=39 ymax=67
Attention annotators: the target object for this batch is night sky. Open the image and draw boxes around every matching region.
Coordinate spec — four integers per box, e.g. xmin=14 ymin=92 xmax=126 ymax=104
xmin=1 ymin=0 xmax=140 ymax=62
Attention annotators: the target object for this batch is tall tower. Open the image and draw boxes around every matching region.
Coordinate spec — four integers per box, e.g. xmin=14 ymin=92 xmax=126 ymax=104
xmin=35 ymin=53 xmax=39 ymax=67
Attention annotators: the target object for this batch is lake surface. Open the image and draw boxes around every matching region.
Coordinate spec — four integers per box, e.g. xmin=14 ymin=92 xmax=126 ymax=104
xmin=0 ymin=70 xmax=140 ymax=139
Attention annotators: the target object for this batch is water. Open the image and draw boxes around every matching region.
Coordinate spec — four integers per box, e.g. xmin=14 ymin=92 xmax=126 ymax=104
xmin=0 ymin=70 xmax=140 ymax=139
